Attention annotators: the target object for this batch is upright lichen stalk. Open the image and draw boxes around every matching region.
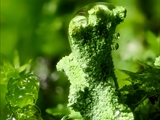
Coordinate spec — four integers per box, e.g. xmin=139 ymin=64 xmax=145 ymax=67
xmin=57 ymin=3 xmax=134 ymax=120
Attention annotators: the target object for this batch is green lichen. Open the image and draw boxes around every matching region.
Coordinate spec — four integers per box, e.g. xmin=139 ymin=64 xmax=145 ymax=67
xmin=57 ymin=2 xmax=134 ymax=120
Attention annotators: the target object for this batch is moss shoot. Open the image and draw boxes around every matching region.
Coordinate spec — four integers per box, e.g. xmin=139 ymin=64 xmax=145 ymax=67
xmin=57 ymin=2 xmax=134 ymax=120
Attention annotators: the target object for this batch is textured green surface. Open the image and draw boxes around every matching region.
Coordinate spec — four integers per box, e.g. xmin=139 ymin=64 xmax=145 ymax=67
xmin=1 ymin=0 xmax=159 ymax=119
xmin=57 ymin=3 xmax=134 ymax=119
xmin=120 ymin=60 xmax=160 ymax=120
xmin=6 ymin=73 xmax=42 ymax=120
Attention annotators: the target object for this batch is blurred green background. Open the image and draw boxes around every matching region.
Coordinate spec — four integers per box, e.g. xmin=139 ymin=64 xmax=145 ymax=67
xmin=1 ymin=0 xmax=159 ymax=119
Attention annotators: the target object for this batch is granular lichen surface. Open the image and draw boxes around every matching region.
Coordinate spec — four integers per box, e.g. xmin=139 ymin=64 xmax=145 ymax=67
xmin=57 ymin=2 xmax=134 ymax=120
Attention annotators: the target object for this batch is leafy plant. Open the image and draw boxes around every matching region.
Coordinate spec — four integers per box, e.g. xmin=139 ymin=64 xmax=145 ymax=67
xmin=1 ymin=53 xmax=42 ymax=120
xmin=120 ymin=59 xmax=160 ymax=120
xmin=1 ymin=1 xmax=159 ymax=120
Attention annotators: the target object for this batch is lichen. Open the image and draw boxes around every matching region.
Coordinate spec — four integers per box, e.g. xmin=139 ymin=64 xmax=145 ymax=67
xmin=57 ymin=2 xmax=134 ymax=120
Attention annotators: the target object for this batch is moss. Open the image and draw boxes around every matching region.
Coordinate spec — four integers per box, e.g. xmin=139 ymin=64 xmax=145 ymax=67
xmin=57 ymin=2 xmax=134 ymax=120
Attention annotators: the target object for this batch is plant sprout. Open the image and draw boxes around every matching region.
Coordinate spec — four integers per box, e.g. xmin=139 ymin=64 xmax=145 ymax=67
xmin=57 ymin=2 xmax=134 ymax=120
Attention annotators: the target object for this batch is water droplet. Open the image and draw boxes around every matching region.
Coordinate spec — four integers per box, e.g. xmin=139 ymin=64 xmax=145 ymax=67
xmin=77 ymin=2 xmax=116 ymax=14
xmin=70 ymin=2 xmax=117 ymax=29
xmin=114 ymin=33 xmax=120 ymax=39
xmin=72 ymin=15 xmax=88 ymax=27
xmin=119 ymin=11 xmax=126 ymax=19
xmin=76 ymin=9 xmax=88 ymax=17
xmin=111 ymin=42 xmax=119 ymax=51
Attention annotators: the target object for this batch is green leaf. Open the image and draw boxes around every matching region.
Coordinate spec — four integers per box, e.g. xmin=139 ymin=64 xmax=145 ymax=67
xmin=5 ymin=72 xmax=41 ymax=119
xmin=0 ymin=53 xmax=19 ymax=84
xmin=46 ymin=104 xmax=69 ymax=116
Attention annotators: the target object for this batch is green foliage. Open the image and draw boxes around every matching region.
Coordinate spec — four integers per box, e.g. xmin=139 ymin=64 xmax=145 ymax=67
xmin=1 ymin=53 xmax=42 ymax=119
xmin=120 ymin=59 xmax=160 ymax=119
xmin=46 ymin=104 xmax=70 ymax=118
xmin=6 ymin=73 xmax=42 ymax=120
xmin=1 ymin=0 xmax=159 ymax=119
